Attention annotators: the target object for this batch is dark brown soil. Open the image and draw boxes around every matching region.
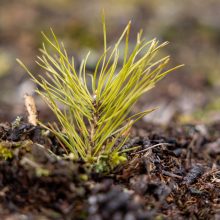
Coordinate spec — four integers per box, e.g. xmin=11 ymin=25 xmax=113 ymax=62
xmin=0 ymin=119 xmax=220 ymax=220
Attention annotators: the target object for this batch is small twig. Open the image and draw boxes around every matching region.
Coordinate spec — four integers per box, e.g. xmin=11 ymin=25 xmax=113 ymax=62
xmin=0 ymin=140 xmax=33 ymax=148
xmin=186 ymin=134 xmax=197 ymax=169
xmin=162 ymin=170 xmax=183 ymax=179
xmin=24 ymin=94 xmax=38 ymax=126
xmin=130 ymin=143 xmax=173 ymax=155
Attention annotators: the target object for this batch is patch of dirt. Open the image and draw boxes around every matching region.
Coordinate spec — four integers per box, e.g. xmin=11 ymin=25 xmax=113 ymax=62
xmin=0 ymin=120 xmax=220 ymax=219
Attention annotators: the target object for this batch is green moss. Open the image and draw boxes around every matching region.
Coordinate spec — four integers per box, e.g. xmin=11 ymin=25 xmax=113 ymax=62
xmin=0 ymin=144 xmax=13 ymax=160
xmin=0 ymin=140 xmax=32 ymax=160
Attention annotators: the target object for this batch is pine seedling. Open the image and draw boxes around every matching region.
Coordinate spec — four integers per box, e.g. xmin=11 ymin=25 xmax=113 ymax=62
xmin=17 ymin=19 xmax=183 ymax=171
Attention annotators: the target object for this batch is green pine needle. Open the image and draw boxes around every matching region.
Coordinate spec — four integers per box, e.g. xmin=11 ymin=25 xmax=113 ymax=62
xmin=17 ymin=20 xmax=183 ymax=170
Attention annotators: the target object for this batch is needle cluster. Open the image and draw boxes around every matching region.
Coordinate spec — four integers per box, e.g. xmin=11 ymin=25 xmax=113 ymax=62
xmin=17 ymin=19 xmax=182 ymax=170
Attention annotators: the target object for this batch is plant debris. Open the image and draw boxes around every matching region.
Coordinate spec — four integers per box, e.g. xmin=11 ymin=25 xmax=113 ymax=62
xmin=0 ymin=121 xmax=219 ymax=219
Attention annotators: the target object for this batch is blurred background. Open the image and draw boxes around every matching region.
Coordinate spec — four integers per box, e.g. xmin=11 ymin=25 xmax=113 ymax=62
xmin=0 ymin=0 xmax=220 ymax=124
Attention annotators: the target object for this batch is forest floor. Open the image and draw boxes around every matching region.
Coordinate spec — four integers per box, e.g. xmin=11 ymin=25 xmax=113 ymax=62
xmin=0 ymin=119 xmax=219 ymax=220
